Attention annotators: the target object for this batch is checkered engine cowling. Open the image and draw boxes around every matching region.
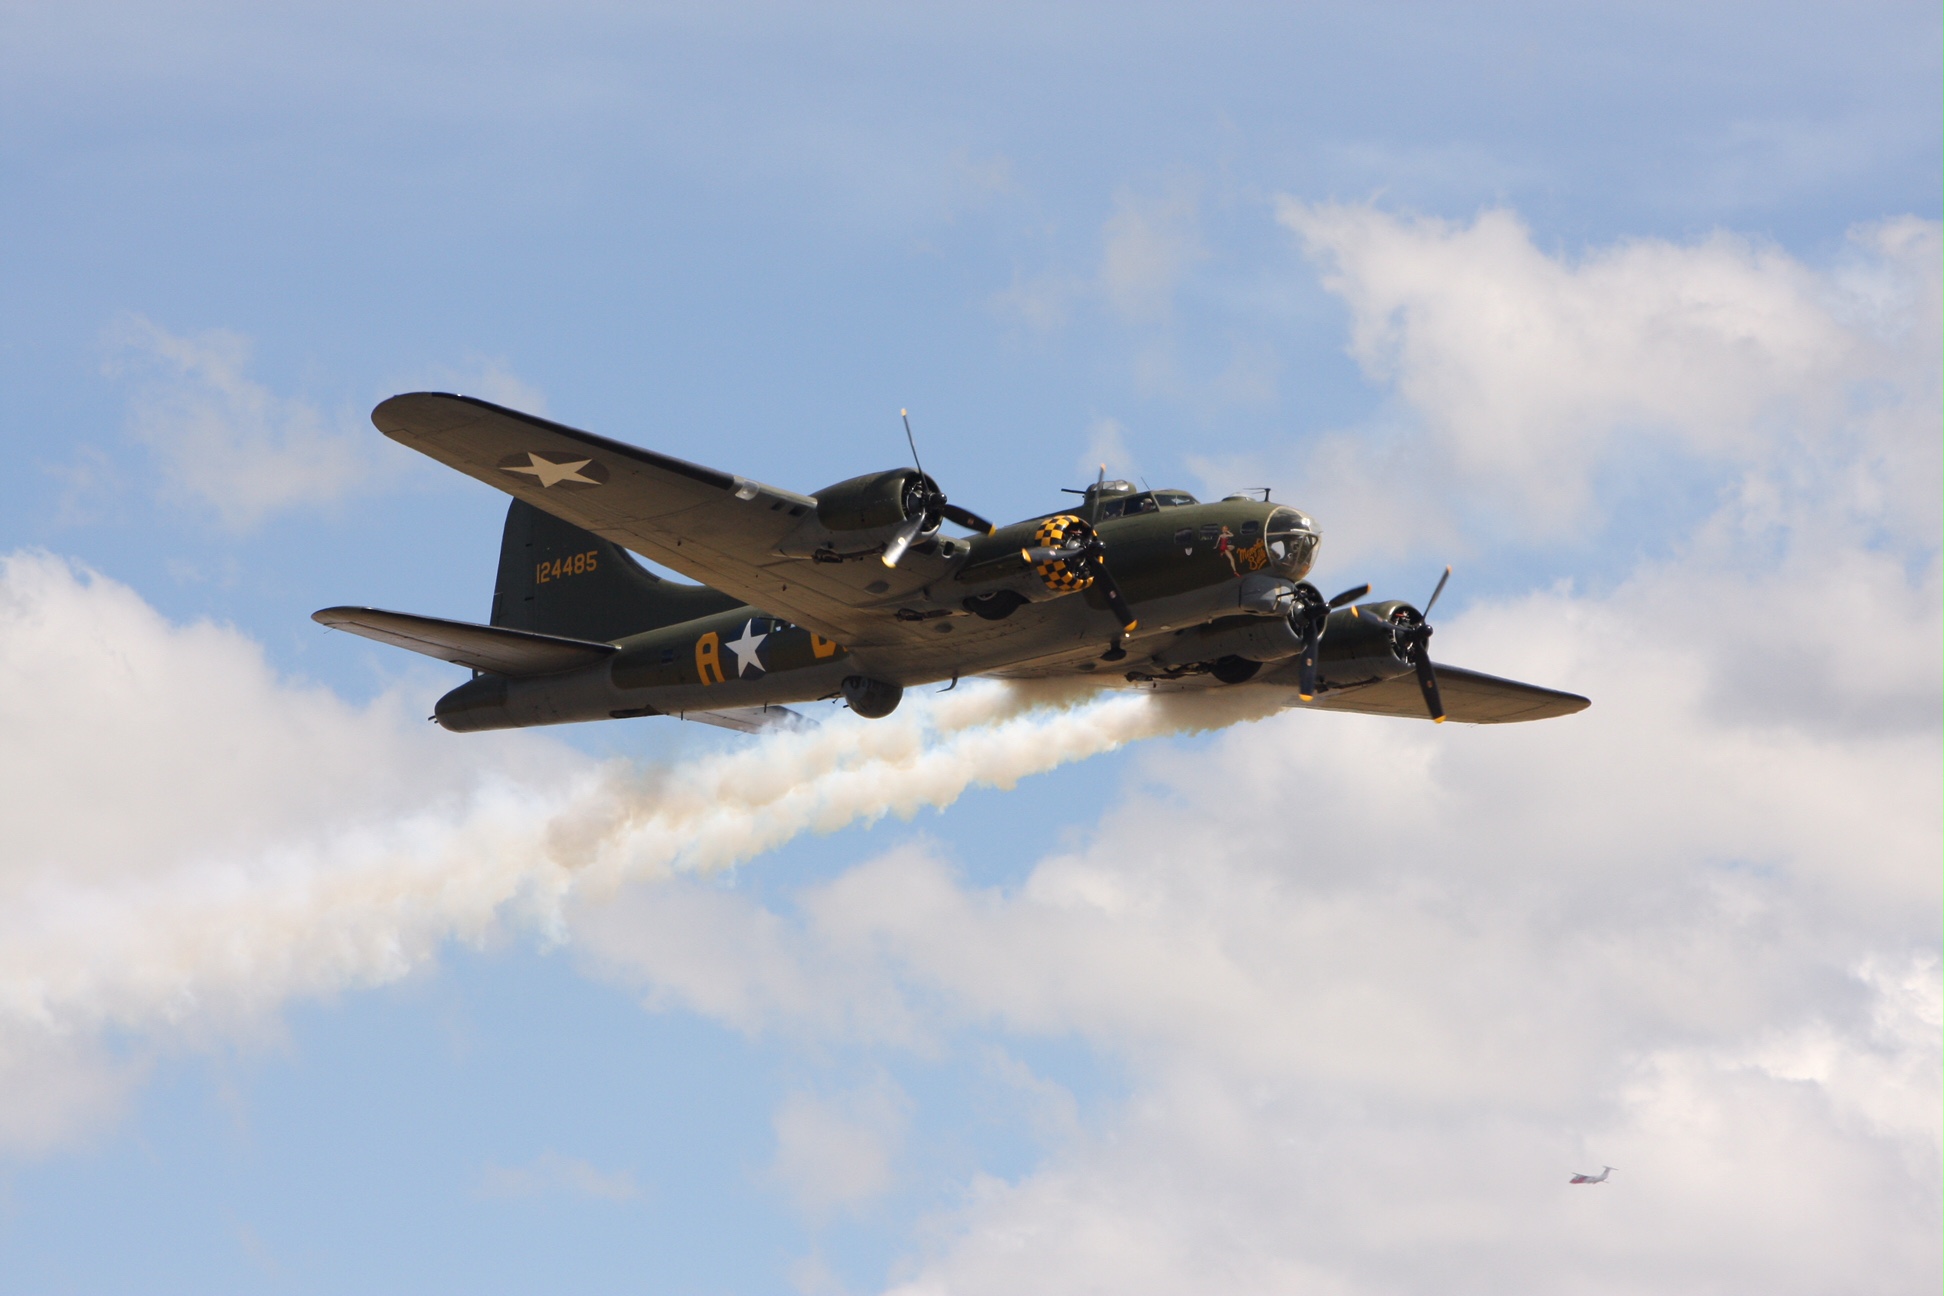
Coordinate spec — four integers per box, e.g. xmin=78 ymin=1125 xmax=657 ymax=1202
xmin=1031 ymin=515 xmax=1095 ymax=594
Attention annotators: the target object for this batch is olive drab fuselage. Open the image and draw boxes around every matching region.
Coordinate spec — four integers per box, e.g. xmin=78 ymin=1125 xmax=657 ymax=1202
xmin=433 ymin=484 xmax=1342 ymax=731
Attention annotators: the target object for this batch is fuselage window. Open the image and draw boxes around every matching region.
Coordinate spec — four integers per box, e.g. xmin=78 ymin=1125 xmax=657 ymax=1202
xmin=1239 ymin=518 xmax=1262 ymax=541
xmin=1154 ymin=491 xmax=1198 ymax=507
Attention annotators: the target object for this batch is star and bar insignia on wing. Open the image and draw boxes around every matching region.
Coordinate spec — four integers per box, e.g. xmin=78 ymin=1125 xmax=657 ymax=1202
xmin=497 ymin=451 xmax=610 ymax=489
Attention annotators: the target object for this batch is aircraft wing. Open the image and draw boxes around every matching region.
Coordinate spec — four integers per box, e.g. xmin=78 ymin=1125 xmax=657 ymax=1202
xmin=314 ymin=606 xmax=616 ymax=676
xmin=374 ymin=393 xmax=925 ymax=647
xmin=1276 ymin=663 xmax=1590 ymax=724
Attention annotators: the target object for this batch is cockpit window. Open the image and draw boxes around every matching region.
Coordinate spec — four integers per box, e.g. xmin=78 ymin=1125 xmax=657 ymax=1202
xmin=1092 ymin=487 xmax=1196 ymax=518
xmin=1264 ymin=507 xmax=1319 ymax=580
xmin=1098 ymin=492 xmax=1159 ymax=519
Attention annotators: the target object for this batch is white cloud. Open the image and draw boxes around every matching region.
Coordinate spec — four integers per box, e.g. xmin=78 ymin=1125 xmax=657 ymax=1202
xmin=1214 ymin=205 xmax=1942 ymax=563
xmin=767 ymin=1078 xmax=910 ymax=1219
xmin=995 ymin=185 xmax=1207 ymax=334
xmin=105 ymin=315 xmax=382 ymax=530
xmin=1099 ymin=186 xmax=1205 ymax=324
xmin=97 ymin=316 xmax=555 ymax=530
xmin=478 ymin=1150 xmax=641 ymax=1201
xmin=0 ymin=550 xmax=588 ymax=1148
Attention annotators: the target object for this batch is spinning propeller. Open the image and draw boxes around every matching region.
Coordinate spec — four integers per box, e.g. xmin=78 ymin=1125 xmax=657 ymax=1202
xmin=1302 ymin=566 xmax=1451 ymax=720
xmin=1020 ymin=467 xmax=1139 ymax=633
xmin=882 ymin=410 xmax=997 ymax=567
xmin=1385 ymin=565 xmax=1451 ymax=723
xmin=1291 ymin=581 xmax=1372 ymax=701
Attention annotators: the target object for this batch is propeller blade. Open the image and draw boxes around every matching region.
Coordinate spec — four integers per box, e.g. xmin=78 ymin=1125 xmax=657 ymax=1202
xmin=1327 ymin=583 xmax=1371 ymax=609
xmin=881 ymin=514 xmax=927 ymax=568
xmin=1092 ymin=561 xmax=1139 ymax=632
xmin=900 ymin=409 xmax=927 ymax=480
xmin=1415 ymin=652 xmax=1445 ymax=723
xmin=1296 ymin=642 xmax=1320 ymax=701
xmin=1422 ymin=565 xmax=1452 ymax=617
xmin=938 ymin=502 xmax=996 ymax=535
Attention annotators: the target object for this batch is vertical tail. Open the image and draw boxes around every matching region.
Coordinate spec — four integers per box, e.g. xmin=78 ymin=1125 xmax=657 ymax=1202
xmin=491 ymin=500 xmax=744 ymax=643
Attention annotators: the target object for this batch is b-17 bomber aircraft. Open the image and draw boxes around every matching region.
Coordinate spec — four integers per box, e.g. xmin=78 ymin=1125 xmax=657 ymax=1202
xmin=315 ymin=394 xmax=1589 ymax=734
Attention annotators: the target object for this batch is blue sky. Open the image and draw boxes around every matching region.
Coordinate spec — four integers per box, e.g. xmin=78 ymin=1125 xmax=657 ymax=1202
xmin=1 ymin=4 xmax=1938 ymax=1293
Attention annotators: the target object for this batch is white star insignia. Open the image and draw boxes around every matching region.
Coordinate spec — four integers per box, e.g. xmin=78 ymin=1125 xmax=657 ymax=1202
xmin=504 ymin=453 xmax=600 ymax=488
xmin=723 ymin=619 xmax=769 ymax=677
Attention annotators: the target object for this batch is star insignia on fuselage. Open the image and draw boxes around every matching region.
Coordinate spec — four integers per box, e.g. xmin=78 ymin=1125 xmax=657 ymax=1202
xmin=724 ymin=619 xmax=768 ymax=677
xmin=497 ymin=451 xmax=609 ymax=489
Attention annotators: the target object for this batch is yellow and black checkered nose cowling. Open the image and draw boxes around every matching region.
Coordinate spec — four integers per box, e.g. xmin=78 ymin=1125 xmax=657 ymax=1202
xmin=1031 ymin=515 xmax=1095 ymax=594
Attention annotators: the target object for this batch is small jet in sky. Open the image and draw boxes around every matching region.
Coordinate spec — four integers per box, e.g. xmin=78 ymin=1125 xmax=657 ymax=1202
xmin=316 ymin=394 xmax=1591 ymax=734
xmin=1569 ymin=1166 xmax=1614 ymax=1184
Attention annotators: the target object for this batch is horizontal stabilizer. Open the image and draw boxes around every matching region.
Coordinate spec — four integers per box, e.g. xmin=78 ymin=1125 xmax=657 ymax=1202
xmin=678 ymin=705 xmax=813 ymax=734
xmin=313 ymin=606 xmax=616 ymax=677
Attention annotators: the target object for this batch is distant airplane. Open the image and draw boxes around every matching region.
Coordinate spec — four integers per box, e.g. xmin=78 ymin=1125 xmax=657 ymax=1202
xmin=1569 ymin=1166 xmax=1614 ymax=1184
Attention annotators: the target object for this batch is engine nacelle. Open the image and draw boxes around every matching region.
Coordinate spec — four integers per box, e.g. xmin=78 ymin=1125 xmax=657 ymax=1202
xmin=1149 ymin=611 xmax=1304 ymax=670
xmin=1316 ymin=600 xmax=1417 ymax=685
xmin=841 ymin=675 xmax=904 ymax=718
xmin=814 ymin=469 xmax=927 ymax=532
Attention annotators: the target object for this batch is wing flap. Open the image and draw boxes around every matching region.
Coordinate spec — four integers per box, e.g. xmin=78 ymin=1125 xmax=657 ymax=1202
xmin=677 ymin=705 xmax=813 ymax=734
xmin=1284 ymin=663 xmax=1589 ymax=724
xmin=313 ymin=607 xmax=616 ymax=676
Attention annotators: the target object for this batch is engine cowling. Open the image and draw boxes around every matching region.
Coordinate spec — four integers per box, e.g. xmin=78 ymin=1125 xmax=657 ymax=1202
xmin=814 ymin=469 xmax=928 ymax=532
xmin=1316 ymin=601 xmax=1418 ymax=685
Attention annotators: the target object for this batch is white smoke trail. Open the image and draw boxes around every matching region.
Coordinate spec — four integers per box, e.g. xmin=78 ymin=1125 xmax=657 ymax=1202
xmin=0 ymin=552 xmax=1288 ymax=1141
xmin=565 ymin=678 xmax=1287 ymax=885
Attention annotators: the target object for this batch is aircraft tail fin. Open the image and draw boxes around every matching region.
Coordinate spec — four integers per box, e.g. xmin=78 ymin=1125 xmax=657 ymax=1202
xmin=491 ymin=499 xmax=743 ymax=643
